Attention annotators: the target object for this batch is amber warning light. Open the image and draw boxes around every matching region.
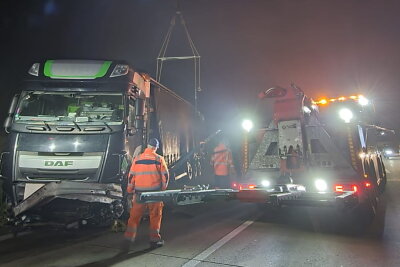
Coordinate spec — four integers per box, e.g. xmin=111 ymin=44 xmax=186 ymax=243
xmin=314 ymin=95 xmax=368 ymax=106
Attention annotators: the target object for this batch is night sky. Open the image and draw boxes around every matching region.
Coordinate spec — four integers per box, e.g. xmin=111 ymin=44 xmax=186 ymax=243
xmin=1 ymin=0 xmax=400 ymax=133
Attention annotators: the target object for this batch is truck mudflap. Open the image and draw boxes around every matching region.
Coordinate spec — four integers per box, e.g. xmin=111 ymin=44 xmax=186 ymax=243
xmin=137 ymin=184 xmax=359 ymax=209
xmin=13 ymin=181 xmax=123 ymax=217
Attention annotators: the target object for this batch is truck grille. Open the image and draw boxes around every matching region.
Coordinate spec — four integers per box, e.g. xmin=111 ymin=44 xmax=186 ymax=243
xmin=16 ymin=151 xmax=104 ymax=182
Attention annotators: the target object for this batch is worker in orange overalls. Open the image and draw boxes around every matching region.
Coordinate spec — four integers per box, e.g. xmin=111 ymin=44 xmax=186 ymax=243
xmin=123 ymin=138 xmax=169 ymax=249
xmin=211 ymin=139 xmax=235 ymax=188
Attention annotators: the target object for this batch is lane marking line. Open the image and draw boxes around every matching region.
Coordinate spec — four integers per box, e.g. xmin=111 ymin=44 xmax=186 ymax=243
xmin=386 ymin=170 xmax=391 ymax=174
xmin=182 ymin=220 xmax=255 ymax=267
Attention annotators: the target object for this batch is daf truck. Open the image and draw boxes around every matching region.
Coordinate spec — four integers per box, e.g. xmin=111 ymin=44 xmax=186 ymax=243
xmin=0 ymin=59 xmax=205 ymax=227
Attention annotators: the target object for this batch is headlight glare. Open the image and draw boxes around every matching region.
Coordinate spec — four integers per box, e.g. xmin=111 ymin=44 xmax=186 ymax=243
xmin=261 ymin=180 xmax=270 ymax=187
xmin=339 ymin=108 xmax=353 ymax=123
xmin=314 ymin=179 xmax=328 ymax=192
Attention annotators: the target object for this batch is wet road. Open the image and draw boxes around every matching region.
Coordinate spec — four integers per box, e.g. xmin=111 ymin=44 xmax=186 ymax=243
xmin=1 ymin=159 xmax=399 ymax=267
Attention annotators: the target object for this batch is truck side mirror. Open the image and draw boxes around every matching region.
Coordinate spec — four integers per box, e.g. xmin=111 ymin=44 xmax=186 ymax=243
xmin=4 ymin=94 xmax=19 ymax=133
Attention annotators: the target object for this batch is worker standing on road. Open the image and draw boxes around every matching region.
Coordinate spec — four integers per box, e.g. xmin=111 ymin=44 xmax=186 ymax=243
xmin=211 ymin=139 xmax=235 ymax=188
xmin=124 ymin=138 xmax=169 ymax=249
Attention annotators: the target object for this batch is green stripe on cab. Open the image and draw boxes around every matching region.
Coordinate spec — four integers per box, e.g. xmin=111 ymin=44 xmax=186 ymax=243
xmin=44 ymin=60 xmax=112 ymax=79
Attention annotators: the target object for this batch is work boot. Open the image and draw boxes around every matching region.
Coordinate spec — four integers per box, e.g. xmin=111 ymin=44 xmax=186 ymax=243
xmin=150 ymin=239 xmax=164 ymax=248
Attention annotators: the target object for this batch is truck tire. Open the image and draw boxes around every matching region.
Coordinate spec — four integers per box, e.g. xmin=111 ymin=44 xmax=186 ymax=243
xmin=354 ymin=188 xmax=379 ymax=230
xmin=187 ymin=161 xmax=193 ymax=180
xmin=356 ymin=202 xmax=375 ymax=225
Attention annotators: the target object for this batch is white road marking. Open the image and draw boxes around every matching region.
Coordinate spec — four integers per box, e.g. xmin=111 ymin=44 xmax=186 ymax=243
xmin=182 ymin=220 xmax=255 ymax=267
xmin=386 ymin=170 xmax=391 ymax=174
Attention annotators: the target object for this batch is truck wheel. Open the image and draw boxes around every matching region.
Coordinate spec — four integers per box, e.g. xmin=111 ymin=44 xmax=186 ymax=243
xmin=356 ymin=202 xmax=375 ymax=224
xmin=187 ymin=161 xmax=193 ymax=180
xmin=355 ymin=193 xmax=378 ymax=230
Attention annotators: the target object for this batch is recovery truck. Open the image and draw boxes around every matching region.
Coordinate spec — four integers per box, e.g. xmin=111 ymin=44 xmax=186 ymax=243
xmin=234 ymin=87 xmax=386 ymax=217
xmin=0 ymin=59 xmax=206 ymax=227
xmin=136 ymin=85 xmax=386 ymax=227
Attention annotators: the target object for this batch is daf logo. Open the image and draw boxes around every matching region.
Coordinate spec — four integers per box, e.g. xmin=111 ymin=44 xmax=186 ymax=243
xmin=44 ymin=160 xmax=73 ymax=167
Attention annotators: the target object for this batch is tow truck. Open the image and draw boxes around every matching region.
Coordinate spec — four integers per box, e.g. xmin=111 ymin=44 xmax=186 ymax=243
xmin=234 ymin=87 xmax=386 ymax=218
xmin=136 ymin=85 xmax=386 ymax=226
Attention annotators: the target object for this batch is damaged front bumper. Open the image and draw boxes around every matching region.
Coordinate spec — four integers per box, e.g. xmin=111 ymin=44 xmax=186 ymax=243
xmin=13 ymin=181 xmax=123 ymax=217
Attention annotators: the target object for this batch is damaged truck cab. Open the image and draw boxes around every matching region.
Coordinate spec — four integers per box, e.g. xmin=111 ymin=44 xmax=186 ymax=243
xmin=1 ymin=59 xmax=203 ymax=226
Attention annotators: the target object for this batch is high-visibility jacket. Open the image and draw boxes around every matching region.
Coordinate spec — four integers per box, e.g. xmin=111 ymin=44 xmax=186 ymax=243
xmin=127 ymin=148 xmax=169 ymax=193
xmin=211 ymin=144 xmax=234 ymax=176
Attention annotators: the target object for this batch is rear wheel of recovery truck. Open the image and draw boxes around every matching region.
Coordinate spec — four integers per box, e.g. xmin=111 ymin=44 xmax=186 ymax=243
xmin=356 ymin=202 xmax=375 ymax=226
xmin=357 ymin=201 xmax=385 ymax=238
xmin=354 ymin=190 xmax=383 ymax=238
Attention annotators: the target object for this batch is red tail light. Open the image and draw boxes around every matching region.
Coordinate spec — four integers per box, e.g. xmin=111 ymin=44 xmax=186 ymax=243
xmin=334 ymin=184 xmax=358 ymax=193
xmin=335 ymin=185 xmax=344 ymax=192
xmin=365 ymin=182 xmax=372 ymax=188
xmin=232 ymin=182 xmax=238 ymax=188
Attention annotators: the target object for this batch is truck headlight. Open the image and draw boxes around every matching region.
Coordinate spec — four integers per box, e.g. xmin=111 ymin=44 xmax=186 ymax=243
xmin=314 ymin=179 xmax=327 ymax=192
xmin=339 ymin=108 xmax=353 ymax=123
xmin=110 ymin=64 xmax=129 ymax=77
xmin=358 ymin=96 xmax=369 ymax=106
xmin=28 ymin=63 xmax=40 ymax=76
xmin=261 ymin=180 xmax=270 ymax=187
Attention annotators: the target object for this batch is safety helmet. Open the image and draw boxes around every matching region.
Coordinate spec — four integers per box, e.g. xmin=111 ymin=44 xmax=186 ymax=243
xmin=148 ymin=138 xmax=160 ymax=149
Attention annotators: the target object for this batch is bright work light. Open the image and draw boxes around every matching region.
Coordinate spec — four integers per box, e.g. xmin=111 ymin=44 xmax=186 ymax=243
xmin=339 ymin=108 xmax=353 ymax=123
xmin=261 ymin=180 xmax=270 ymax=187
xmin=314 ymin=179 xmax=328 ymax=192
xmin=358 ymin=96 xmax=369 ymax=106
xmin=242 ymin=119 xmax=253 ymax=132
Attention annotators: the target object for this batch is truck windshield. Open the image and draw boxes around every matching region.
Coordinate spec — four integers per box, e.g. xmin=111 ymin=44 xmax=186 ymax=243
xmin=14 ymin=91 xmax=124 ymax=125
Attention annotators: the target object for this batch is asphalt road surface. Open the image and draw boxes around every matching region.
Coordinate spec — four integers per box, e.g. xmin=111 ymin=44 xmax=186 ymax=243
xmin=1 ymin=159 xmax=400 ymax=267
